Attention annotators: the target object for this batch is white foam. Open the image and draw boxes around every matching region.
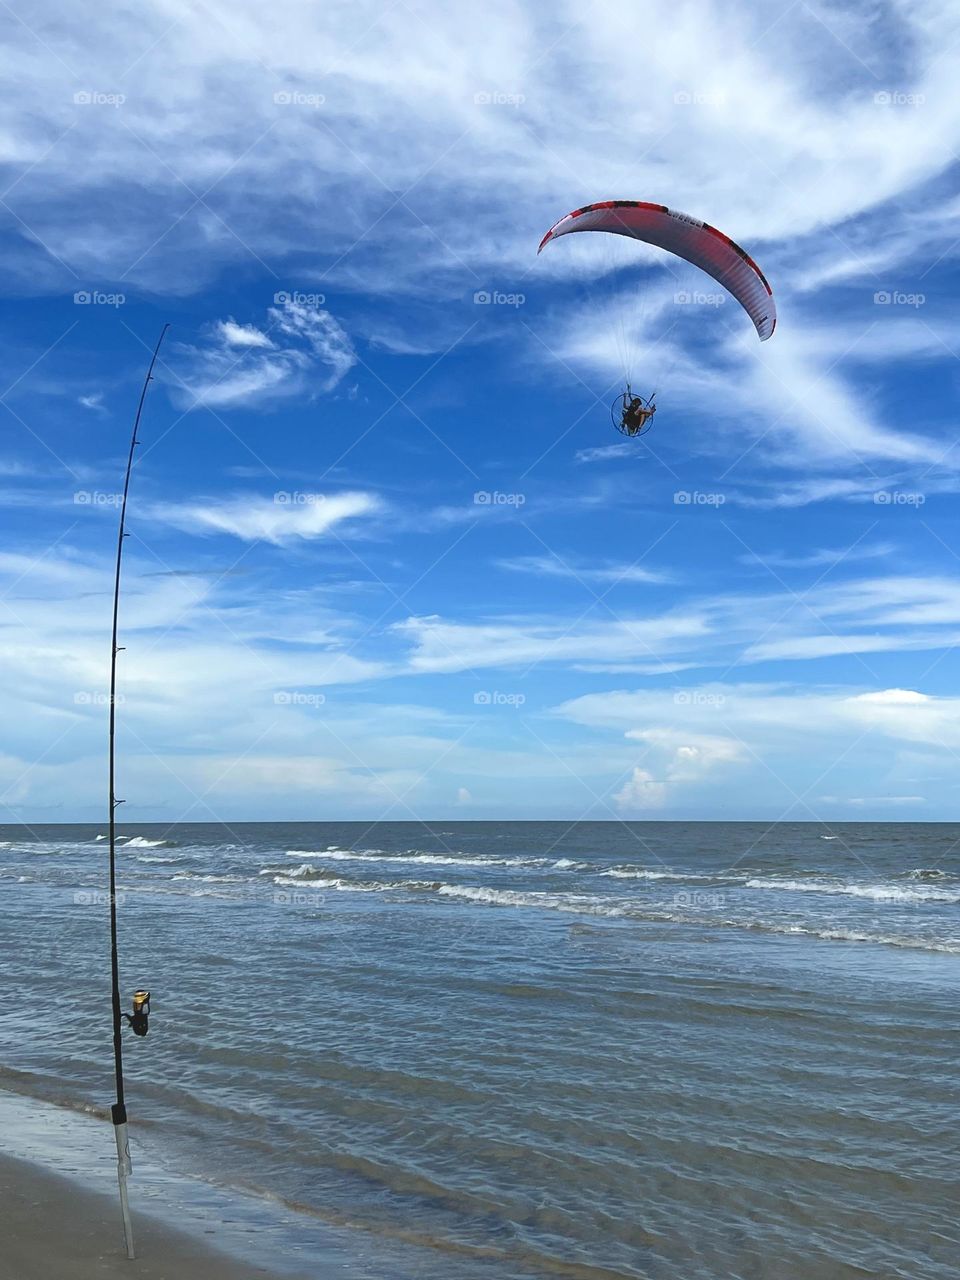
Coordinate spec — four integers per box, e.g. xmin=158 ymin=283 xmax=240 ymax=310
xmin=265 ymin=863 xmax=318 ymax=879
xmin=746 ymin=877 xmax=960 ymax=904
xmin=285 ymin=848 xmax=530 ymax=869
xmin=603 ymin=867 xmax=719 ymax=882
xmin=436 ymin=883 xmax=626 ymax=917
xmin=746 ymin=918 xmax=960 ymax=955
xmin=270 ymin=874 xmax=429 ymax=894
xmin=171 ymin=872 xmax=244 ymax=885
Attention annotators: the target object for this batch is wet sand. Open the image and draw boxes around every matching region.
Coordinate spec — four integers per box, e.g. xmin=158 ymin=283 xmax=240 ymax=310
xmin=0 ymin=1154 xmax=307 ymax=1280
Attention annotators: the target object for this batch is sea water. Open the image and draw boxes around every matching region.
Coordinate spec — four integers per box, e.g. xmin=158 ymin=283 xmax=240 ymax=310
xmin=1 ymin=821 xmax=957 ymax=1279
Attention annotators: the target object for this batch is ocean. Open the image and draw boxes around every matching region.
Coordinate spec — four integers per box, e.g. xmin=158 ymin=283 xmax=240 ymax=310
xmin=0 ymin=821 xmax=957 ymax=1279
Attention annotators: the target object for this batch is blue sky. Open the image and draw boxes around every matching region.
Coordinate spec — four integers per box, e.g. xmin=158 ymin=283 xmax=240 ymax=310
xmin=3 ymin=0 xmax=960 ymax=823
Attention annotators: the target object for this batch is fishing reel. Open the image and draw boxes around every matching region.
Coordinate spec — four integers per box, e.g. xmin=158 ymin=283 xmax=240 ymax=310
xmin=123 ymin=990 xmax=151 ymax=1037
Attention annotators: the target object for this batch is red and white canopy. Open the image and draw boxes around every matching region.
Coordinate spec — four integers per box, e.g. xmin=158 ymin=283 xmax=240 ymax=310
xmin=538 ymin=201 xmax=776 ymax=341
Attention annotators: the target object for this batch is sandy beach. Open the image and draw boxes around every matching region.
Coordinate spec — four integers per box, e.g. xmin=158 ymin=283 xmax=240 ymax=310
xmin=0 ymin=1153 xmax=307 ymax=1280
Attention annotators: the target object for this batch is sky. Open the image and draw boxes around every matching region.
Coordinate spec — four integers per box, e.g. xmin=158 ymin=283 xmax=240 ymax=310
xmin=2 ymin=0 xmax=960 ymax=824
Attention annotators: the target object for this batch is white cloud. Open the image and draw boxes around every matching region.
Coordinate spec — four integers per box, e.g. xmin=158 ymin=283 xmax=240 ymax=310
xmin=497 ymin=554 xmax=669 ymax=585
xmin=614 ymin=768 xmax=666 ymax=811
xmin=560 ymin=680 xmax=960 ymax=814
xmin=612 ymin=726 xmax=745 ymax=810
xmin=392 ymin=570 xmax=960 ymax=678
xmin=395 ymin=611 xmax=710 ymax=675
xmin=738 ymin=543 xmax=896 ymax=569
xmin=172 ymin=301 xmax=356 ymax=409
xmin=576 ymin=441 xmax=636 ymax=464
xmin=626 ymin=727 xmax=745 ymax=777
xmin=216 ymin=320 xmax=275 ymax=349
xmin=7 ymin=3 xmax=960 ymax=302
xmin=852 ymin=688 xmax=930 ymax=704
xmin=819 ymin=794 xmax=926 ymax=807
xmin=149 ymin=491 xmax=382 ymax=545
xmin=561 ymin=680 xmax=960 ymax=757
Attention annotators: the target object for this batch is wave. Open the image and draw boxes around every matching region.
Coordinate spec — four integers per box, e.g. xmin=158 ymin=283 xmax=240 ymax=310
xmin=270 ymin=873 xmax=442 ymax=894
xmin=433 ymin=886 xmax=960 ymax=951
xmin=171 ymin=872 xmax=246 ymax=885
xmin=738 ymin=917 xmax=960 ymax=955
xmin=286 ymin=848 xmax=542 ymax=870
xmin=266 ymin=863 xmax=327 ymax=881
xmin=746 ymin=877 xmax=960 ymax=904
xmin=121 ymin=836 xmax=169 ymax=848
xmin=602 ymin=867 xmax=725 ymax=883
xmin=285 ymin=849 xmax=596 ymax=875
xmin=436 ymin=884 xmax=627 ymax=918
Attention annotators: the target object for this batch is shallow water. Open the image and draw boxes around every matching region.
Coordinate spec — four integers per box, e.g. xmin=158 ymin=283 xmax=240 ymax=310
xmin=1 ymin=820 xmax=958 ymax=1279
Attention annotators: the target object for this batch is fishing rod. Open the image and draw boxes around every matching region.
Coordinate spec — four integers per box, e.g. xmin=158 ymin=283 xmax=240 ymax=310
xmin=108 ymin=324 xmax=168 ymax=1260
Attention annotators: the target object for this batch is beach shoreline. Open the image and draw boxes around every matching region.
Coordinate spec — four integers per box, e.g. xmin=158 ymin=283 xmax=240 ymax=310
xmin=0 ymin=1087 xmax=353 ymax=1280
xmin=0 ymin=1151 xmax=308 ymax=1280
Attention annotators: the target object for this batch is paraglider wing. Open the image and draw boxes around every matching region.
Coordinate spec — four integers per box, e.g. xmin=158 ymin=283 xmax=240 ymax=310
xmin=538 ymin=201 xmax=776 ymax=341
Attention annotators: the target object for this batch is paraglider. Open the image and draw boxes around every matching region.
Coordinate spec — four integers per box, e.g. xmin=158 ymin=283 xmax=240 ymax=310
xmin=616 ymin=389 xmax=656 ymax=437
xmin=538 ymin=201 xmax=776 ymax=437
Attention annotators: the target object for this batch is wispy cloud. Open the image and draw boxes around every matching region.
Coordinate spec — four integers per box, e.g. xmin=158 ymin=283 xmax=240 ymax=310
xmin=738 ymin=542 xmax=897 ymax=569
xmin=149 ymin=491 xmax=382 ymax=545
xmin=497 ymin=554 xmax=670 ymax=585
xmin=172 ymin=300 xmax=356 ymax=410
